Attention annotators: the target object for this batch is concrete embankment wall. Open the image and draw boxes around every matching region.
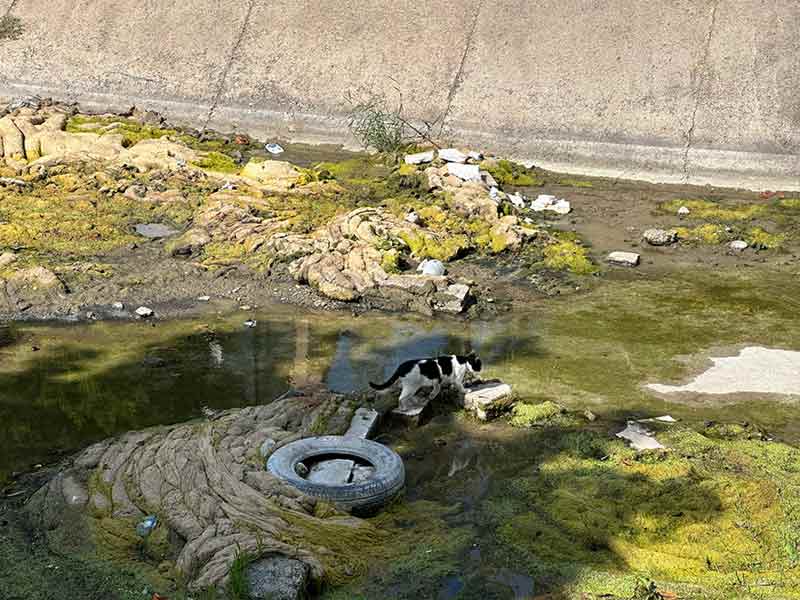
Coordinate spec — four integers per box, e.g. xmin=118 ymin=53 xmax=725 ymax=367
xmin=1 ymin=0 xmax=798 ymax=190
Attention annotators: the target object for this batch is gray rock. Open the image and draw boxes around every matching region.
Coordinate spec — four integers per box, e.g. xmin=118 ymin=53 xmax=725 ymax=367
xmin=345 ymin=407 xmax=379 ymax=439
xmin=436 ymin=283 xmax=471 ymax=314
xmin=730 ymin=240 xmax=749 ymax=251
xmin=0 ymin=177 xmax=29 ymax=188
xmin=247 ymin=556 xmax=310 ymax=600
xmin=351 ymin=465 xmax=376 ymax=483
xmin=135 ymin=223 xmax=179 ymax=239
xmin=438 ymin=148 xmax=468 ymax=163
xmin=606 ymin=251 xmax=640 ymax=267
xmin=404 ymin=150 xmax=435 ymax=165
xmin=642 ymin=228 xmax=678 ymax=246
xmin=446 ymin=162 xmax=481 ymax=182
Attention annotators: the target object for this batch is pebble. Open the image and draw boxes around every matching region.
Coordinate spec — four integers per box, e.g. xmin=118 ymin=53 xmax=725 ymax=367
xmin=111 ymin=302 xmax=124 ymax=310
xmin=404 ymin=150 xmax=435 ymax=165
xmin=677 ymin=206 xmax=690 ymax=216
xmin=606 ymin=251 xmax=640 ymax=267
xmin=730 ymin=240 xmax=749 ymax=251
xmin=438 ymin=148 xmax=468 ymax=163
xmin=197 ymin=295 xmax=211 ymax=302
xmin=135 ymin=306 xmax=154 ymax=318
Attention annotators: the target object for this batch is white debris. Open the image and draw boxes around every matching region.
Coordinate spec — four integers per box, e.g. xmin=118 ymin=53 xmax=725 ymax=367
xmin=678 ymin=206 xmax=690 ymax=216
xmin=468 ymin=151 xmax=483 ymax=161
xmin=405 ymin=210 xmax=421 ymax=225
xmin=135 ymin=306 xmax=154 ymax=318
xmin=637 ymin=415 xmax=679 ymax=424
xmin=446 ymin=162 xmax=481 ymax=182
xmin=417 ymin=259 xmax=446 ymax=276
xmin=197 ymin=295 xmax=211 ymax=302
xmin=489 ymin=186 xmax=501 ymax=202
xmin=244 ymin=319 xmax=257 ymax=328
xmin=531 ymin=194 xmax=571 ymax=215
xmin=508 ymin=192 xmax=527 ymax=208
xmin=438 ymin=148 xmax=468 ymax=163
xmin=111 ymin=301 xmax=124 ymax=311
xmin=607 ymin=251 xmax=640 ymax=267
xmin=404 ymin=150 xmax=435 ymax=165
xmin=265 ymin=143 xmax=284 ymax=155
xmin=730 ymin=240 xmax=749 ymax=251
xmin=616 ymin=422 xmax=665 ymax=451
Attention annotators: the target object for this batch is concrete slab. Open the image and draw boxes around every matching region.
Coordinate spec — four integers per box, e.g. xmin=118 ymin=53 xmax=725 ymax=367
xmin=307 ymin=459 xmax=353 ymax=485
xmin=463 ymin=381 xmax=514 ymax=421
xmin=210 ymin=0 xmax=480 ymax=137
xmin=345 ymin=407 xmax=379 ymax=439
xmin=647 ymin=347 xmax=800 ymax=397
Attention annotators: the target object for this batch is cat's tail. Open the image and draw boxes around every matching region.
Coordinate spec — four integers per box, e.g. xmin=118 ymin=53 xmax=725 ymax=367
xmin=369 ymin=372 xmax=399 ymax=391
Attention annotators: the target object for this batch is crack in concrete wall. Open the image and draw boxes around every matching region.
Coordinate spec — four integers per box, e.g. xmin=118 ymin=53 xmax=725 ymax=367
xmin=440 ymin=0 xmax=483 ymax=136
xmin=683 ymin=0 xmax=719 ymax=181
xmin=201 ymin=0 xmax=257 ymax=134
xmin=3 ymin=0 xmax=19 ymax=17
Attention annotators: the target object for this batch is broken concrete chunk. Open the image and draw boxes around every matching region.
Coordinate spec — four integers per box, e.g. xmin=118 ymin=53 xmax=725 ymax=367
xmin=438 ymin=148 xmax=468 ymax=163
xmin=404 ymin=150 xmax=435 ymax=165
xmin=446 ymin=162 xmax=481 ymax=182
xmin=351 ymin=465 xmax=376 ymax=483
xmin=463 ymin=381 xmax=514 ymax=421
xmin=307 ymin=459 xmax=354 ymax=485
xmin=531 ymin=194 xmax=571 ymax=215
xmin=345 ymin=407 xmax=379 ymax=439
xmin=616 ymin=422 xmax=664 ymax=451
xmin=607 ymin=251 xmax=640 ymax=267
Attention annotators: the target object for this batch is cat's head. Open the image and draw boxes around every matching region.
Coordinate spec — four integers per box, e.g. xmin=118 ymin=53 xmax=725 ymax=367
xmin=466 ymin=352 xmax=482 ymax=373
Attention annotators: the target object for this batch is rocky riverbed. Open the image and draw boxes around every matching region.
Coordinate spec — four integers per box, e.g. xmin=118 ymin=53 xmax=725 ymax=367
xmin=3 ymin=97 xmax=800 ymax=600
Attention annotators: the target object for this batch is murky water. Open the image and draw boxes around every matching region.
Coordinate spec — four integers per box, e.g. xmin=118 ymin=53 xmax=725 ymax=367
xmin=3 ymin=268 xmax=800 ymax=484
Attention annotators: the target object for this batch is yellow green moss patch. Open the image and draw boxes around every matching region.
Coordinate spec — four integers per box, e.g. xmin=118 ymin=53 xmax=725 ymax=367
xmin=481 ymin=159 xmax=543 ymax=187
xmin=190 ymin=151 xmax=239 ymax=174
xmin=674 ymin=224 xmax=727 ymax=245
xmin=509 ymin=401 xmax=564 ymax=427
xmin=662 ymin=199 xmax=765 ymax=221
xmin=543 ymin=239 xmax=595 ymax=274
xmin=399 ymin=231 xmax=469 ymax=262
xmin=66 ymin=115 xmax=178 ymax=147
xmin=747 ymin=226 xmax=785 ymax=250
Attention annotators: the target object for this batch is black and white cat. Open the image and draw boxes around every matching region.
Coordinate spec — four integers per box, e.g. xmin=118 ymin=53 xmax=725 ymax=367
xmin=369 ymin=352 xmax=483 ymax=411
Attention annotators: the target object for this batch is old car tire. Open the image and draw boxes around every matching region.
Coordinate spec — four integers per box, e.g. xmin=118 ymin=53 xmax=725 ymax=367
xmin=266 ymin=436 xmax=405 ymax=515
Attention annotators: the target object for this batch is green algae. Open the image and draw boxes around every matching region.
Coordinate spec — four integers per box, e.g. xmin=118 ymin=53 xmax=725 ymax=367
xmin=66 ymin=115 xmax=179 ymax=147
xmin=542 ymin=238 xmax=596 ymax=274
xmin=190 ymin=151 xmax=240 ymax=174
xmin=675 ymin=223 xmax=728 ymax=245
xmin=482 ymin=159 xmax=544 ymax=187
xmin=662 ymin=199 xmax=766 ymax=221
xmin=509 ymin=400 xmax=564 ymax=427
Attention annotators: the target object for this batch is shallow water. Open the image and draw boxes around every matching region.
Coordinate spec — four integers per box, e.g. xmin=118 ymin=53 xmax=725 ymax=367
xmin=3 ymin=268 xmax=800 ymax=483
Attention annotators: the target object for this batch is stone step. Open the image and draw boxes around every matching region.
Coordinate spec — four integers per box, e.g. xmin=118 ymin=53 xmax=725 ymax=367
xmin=345 ymin=407 xmax=379 ymax=439
xmin=463 ymin=380 xmax=515 ymax=421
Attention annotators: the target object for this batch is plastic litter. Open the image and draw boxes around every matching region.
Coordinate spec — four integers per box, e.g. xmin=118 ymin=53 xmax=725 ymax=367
xmin=265 ymin=143 xmax=284 ymax=155
xmin=417 ymin=259 xmax=446 ymax=276
xmin=136 ymin=515 xmax=158 ymax=538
